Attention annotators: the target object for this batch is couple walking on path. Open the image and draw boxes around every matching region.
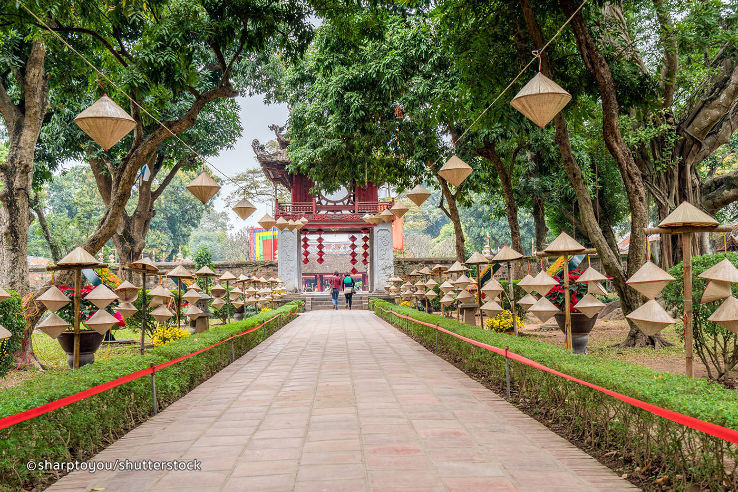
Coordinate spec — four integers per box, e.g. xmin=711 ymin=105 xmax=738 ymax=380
xmin=330 ymin=271 xmax=355 ymax=309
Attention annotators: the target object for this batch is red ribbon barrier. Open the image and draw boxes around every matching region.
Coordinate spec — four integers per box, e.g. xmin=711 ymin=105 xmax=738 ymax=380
xmin=0 ymin=311 xmax=296 ymax=431
xmin=375 ymin=305 xmax=738 ymax=445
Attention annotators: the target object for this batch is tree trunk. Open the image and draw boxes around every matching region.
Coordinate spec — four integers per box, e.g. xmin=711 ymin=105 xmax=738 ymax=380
xmin=532 ymin=197 xmax=547 ymax=251
xmin=437 ymin=178 xmax=466 ymax=261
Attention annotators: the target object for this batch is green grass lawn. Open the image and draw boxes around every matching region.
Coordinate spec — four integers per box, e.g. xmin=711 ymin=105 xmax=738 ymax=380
xmin=32 ymin=328 xmax=149 ymax=369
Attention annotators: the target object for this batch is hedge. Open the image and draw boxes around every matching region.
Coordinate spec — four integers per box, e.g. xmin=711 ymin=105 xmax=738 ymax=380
xmin=0 ymin=300 xmax=303 ymax=491
xmin=370 ymin=299 xmax=737 ymax=491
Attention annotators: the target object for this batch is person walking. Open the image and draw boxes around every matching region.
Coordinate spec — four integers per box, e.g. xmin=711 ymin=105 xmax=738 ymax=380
xmin=343 ymin=273 xmax=356 ymax=309
xmin=329 ymin=271 xmax=342 ymax=310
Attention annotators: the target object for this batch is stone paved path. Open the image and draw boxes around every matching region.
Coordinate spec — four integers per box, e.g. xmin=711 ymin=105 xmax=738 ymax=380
xmin=49 ymin=310 xmax=635 ymax=491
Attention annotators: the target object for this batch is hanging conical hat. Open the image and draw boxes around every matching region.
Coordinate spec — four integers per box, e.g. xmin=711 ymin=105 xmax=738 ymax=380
xmin=0 ymin=325 xmax=11 ymax=340
xmin=626 ymin=261 xmax=675 ymax=299
xmin=244 ymin=296 xmax=257 ymax=306
xmin=658 ymin=201 xmax=718 ymax=228
xmin=491 ymin=245 xmax=523 ymax=262
xmin=186 ymin=171 xmax=221 ymax=204
xmin=362 ymin=214 xmax=373 ymax=223
xmin=626 ymin=299 xmax=675 ymax=336
xmin=230 ymin=286 xmax=244 ymax=296
xmin=707 ymin=296 xmax=738 ymax=333
xmin=378 ymin=209 xmax=394 ymax=223
xmin=245 ymin=286 xmax=257 ymax=295
xmin=414 ymin=280 xmax=425 ymax=290
xmin=389 ymin=276 xmax=403 ymax=284
xmin=114 ymin=281 xmax=139 ymax=303
xmin=258 ymin=214 xmax=276 ymax=230
xmin=74 ymin=95 xmax=136 ymax=150
xmin=456 ymin=289 xmax=474 ymax=303
xmin=440 ymin=281 xmax=455 ymax=293
xmin=432 ymin=264 xmax=447 ymax=273
xmin=446 ymin=261 xmax=466 ymax=274
xmin=286 ymin=219 xmax=298 ymax=231
xmin=238 ymin=274 xmax=248 ymax=282
xmin=232 ymin=198 xmax=256 ymax=220
xmin=167 ymin=265 xmax=193 ymax=279
xmin=275 ymin=217 xmax=289 ymax=230
xmin=389 ymin=201 xmax=409 ymax=218
xmin=36 ymin=312 xmax=71 ymax=338
xmin=38 ymin=286 xmax=71 ymax=312
xmin=232 ymin=300 xmax=244 ymax=308
xmin=57 ymin=246 xmax=101 ymax=267
xmin=518 ymin=293 xmax=538 ymax=310
xmin=194 ymin=266 xmax=216 ymax=277
xmin=415 ymin=289 xmax=425 ymax=298
xmin=438 ymin=154 xmax=473 ymax=188
xmin=182 ymin=289 xmax=202 ymax=304
xmin=184 ymin=305 xmax=203 ymax=319
xmin=440 ymin=293 xmax=455 ymax=306
xmin=85 ymin=309 xmax=118 ymax=335
xmin=211 ymin=297 xmax=226 ymax=309
xmin=698 ymin=258 xmax=738 ymax=283
xmin=402 ymin=291 xmax=413 ymax=300
xmin=529 ymin=271 xmax=559 ymax=297
xmin=528 ymin=296 xmax=560 ymax=322
xmin=701 ymin=280 xmax=731 ymax=303
xmin=544 ymin=232 xmax=585 ymax=254
xmin=84 ymin=284 xmax=119 ymax=309
xmin=481 ymin=299 xmax=503 ymax=317
xmin=424 ymin=279 xmax=437 ymax=289
xmin=576 ymin=266 xmax=607 ymax=283
xmin=190 ymin=283 xmax=202 ymax=293
xmin=210 ymin=283 xmax=226 ymax=298
xmin=573 ymin=293 xmax=605 ymax=318
xmin=129 ymin=256 xmax=158 ymax=272
xmin=510 ymin=72 xmax=572 ymax=129
xmin=149 ymin=285 xmax=172 ymax=298
xmin=588 ymin=281 xmax=609 ymax=296
xmin=407 ymin=184 xmax=431 ymax=206
xmin=518 ymin=274 xmax=536 ymax=294
xmin=116 ymin=301 xmax=138 ymax=319
xmin=150 ymin=305 xmax=173 ymax=323
xmin=389 ymin=286 xmax=399 ymax=294
xmin=300 ymin=217 xmax=309 ymax=225
xmin=454 ymin=275 xmax=472 ymax=289
xmin=424 ymin=289 xmax=438 ymax=299
xmin=408 ymin=269 xmax=421 ymax=277
xmin=401 ymin=281 xmax=413 ymax=290
xmin=481 ymin=278 xmax=504 ymax=297
xmin=0 ymin=287 xmax=11 ymax=303
xmin=219 ymin=271 xmax=237 ymax=282
xmin=466 ymin=251 xmax=488 ymax=266
xmin=418 ymin=266 xmax=432 ymax=276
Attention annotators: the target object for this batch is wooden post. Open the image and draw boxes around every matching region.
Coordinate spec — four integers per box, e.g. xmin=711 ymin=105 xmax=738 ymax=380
xmin=508 ymin=262 xmax=518 ymax=336
xmin=225 ymin=280 xmax=231 ymax=324
xmin=140 ymin=271 xmax=147 ymax=355
xmin=682 ymin=232 xmax=694 ymax=378
xmin=176 ymin=280 xmax=181 ymax=328
xmin=477 ymin=265 xmax=484 ymax=329
xmin=563 ymin=256 xmax=572 ymax=351
xmin=73 ymin=268 xmax=81 ymax=369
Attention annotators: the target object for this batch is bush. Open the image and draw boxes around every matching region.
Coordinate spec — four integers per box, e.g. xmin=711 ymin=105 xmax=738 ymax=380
xmin=0 ymin=294 xmax=26 ymax=376
xmin=0 ymin=300 xmax=303 ymax=490
xmin=484 ymin=310 xmax=524 ymax=333
xmin=370 ymin=299 xmax=738 ymax=491
xmin=150 ymin=325 xmax=189 ymax=347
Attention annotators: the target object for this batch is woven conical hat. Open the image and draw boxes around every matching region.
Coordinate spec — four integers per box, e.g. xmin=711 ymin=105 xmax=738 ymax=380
xmin=286 ymin=219 xmax=298 ymax=231
xmin=425 ymin=289 xmax=438 ymax=299
xmin=184 ymin=305 xmax=203 ymax=319
xmin=36 ymin=312 xmax=71 ymax=338
xmin=530 ymin=271 xmax=559 ymax=297
xmin=518 ymin=293 xmax=538 ymax=310
xmin=573 ymin=293 xmax=605 ymax=318
xmin=232 ymin=198 xmax=256 ymax=220
xmin=626 ymin=299 xmax=675 ymax=336
xmin=238 ymin=274 xmax=248 ymax=282
xmin=275 ymin=217 xmax=289 ymax=230
xmin=116 ymin=301 xmax=138 ymax=319
xmin=510 ymin=72 xmax=571 ymax=128
xmin=211 ymin=298 xmax=226 ymax=309
xmin=407 ymin=184 xmax=431 ymax=206
xmin=544 ymin=232 xmax=585 ymax=254
xmin=432 ymin=264 xmax=447 ymax=273
xmin=388 ymin=276 xmax=403 ymax=284
xmin=576 ymin=266 xmax=607 ymax=283
xmin=415 ymin=290 xmax=425 ymax=298
xmin=85 ymin=309 xmax=118 ymax=335
xmin=0 ymin=325 xmax=11 ymax=340
xmin=129 ymin=256 xmax=158 ymax=272
xmin=230 ymin=286 xmax=244 ymax=296
xmin=518 ymin=274 xmax=535 ymax=294
xmin=528 ymin=296 xmax=560 ymax=322
xmin=481 ymin=299 xmax=503 ymax=317
xmin=84 ymin=284 xmax=119 ymax=309
xmin=626 ymin=261 xmax=675 ymax=299
xmin=362 ymin=214 xmax=373 ymax=223
xmin=38 ymin=286 xmax=70 ymax=312
xmin=701 ymin=280 xmax=731 ymax=303
xmin=149 ymin=285 xmax=172 ymax=298
xmin=74 ymin=95 xmax=136 ymax=150
xmin=150 ymin=305 xmax=173 ymax=323
xmin=219 ymin=271 xmax=237 ymax=282
xmin=698 ymin=258 xmax=738 ymax=283
xmin=401 ymin=282 xmax=413 ymax=290
xmin=244 ymin=296 xmax=257 ymax=306
xmin=658 ymin=201 xmax=718 ymax=228
xmin=588 ymin=281 xmax=609 ymax=296
xmin=408 ymin=269 xmax=421 ymax=277
xmin=418 ymin=266 xmax=431 ymax=275
xmin=454 ymin=275 xmax=472 ymax=289
xmin=167 ymin=265 xmax=193 ymax=279
xmin=424 ymin=279 xmax=437 ymax=289
xmin=440 ymin=293 xmax=455 ymax=306
xmin=182 ymin=288 xmax=202 ymax=304
xmin=210 ymin=283 xmax=226 ymax=298
xmin=708 ymin=296 xmax=738 ymax=333
xmin=491 ymin=245 xmax=523 ymax=262
xmin=401 ymin=291 xmax=413 ymax=300
xmin=195 ymin=266 xmax=216 ymax=277
xmin=446 ymin=261 xmax=466 ymax=274
xmin=379 ymin=209 xmax=395 ymax=223
xmin=58 ymin=246 xmax=101 ymax=267
xmin=0 ymin=287 xmax=11 ymax=303
xmin=481 ymin=278 xmax=503 ymax=297
xmin=187 ymin=171 xmax=221 ymax=204
xmin=466 ymin=251 xmax=488 ymax=265
xmin=190 ymin=283 xmax=203 ymax=292
xmin=414 ymin=280 xmax=425 ymax=290
xmin=258 ymin=214 xmax=276 ymax=230
xmin=438 ymin=154 xmax=473 ymax=188
xmin=390 ymin=202 xmax=409 ymax=218
xmin=114 ymin=281 xmax=139 ymax=302
xmin=440 ymin=281 xmax=455 ymax=293
xmin=232 ymin=300 xmax=244 ymax=308
xmin=456 ymin=289 xmax=474 ymax=303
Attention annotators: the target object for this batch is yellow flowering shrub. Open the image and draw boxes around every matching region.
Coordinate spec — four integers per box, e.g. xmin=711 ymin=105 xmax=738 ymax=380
xmin=260 ymin=307 xmax=273 ymax=313
xmin=151 ymin=325 xmax=189 ymax=347
xmin=484 ymin=310 xmax=525 ymax=333
xmin=399 ymin=301 xmax=414 ymax=308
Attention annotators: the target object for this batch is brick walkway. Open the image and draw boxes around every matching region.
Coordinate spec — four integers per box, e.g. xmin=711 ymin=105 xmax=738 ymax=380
xmin=49 ymin=310 xmax=635 ymax=491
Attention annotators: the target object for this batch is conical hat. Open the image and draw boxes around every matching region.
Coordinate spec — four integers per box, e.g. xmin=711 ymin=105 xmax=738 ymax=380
xmin=456 ymin=289 xmax=474 ymax=303
xmin=116 ymin=301 xmax=137 ymax=319
xmin=258 ymin=214 xmax=276 ymax=230
xmin=466 ymin=251 xmax=488 ymax=265
xmin=149 ymin=285 xmax=172 ymax=298
xmin=576 ymin=266 xmax=607 ymax=283
xmin=701 ymin=280 xmax=732 ymax=303
xmin=518 ymin=293 xmax=538 ymax=310
xmin=481 ymin=278 xmax=504 ymax=297
xmin=517 ymin=274 xmax=535 ymax=294
xmin=408 ymin=269 xmax=421 ymax=277
xmin=419 ymin=266 xmax=432 ymax=275
xmin=286 ymin=219 xmax=297 ymax=231
xmin=626 ymin=261 xmax=674 ymax=299
xmin=36 ymin=312 xmax=71 ymax=338
xmin=425 ymin=290 xmax=438 ymax=299
xmin=150 ymin=305 xmax=173 ymax=323
xmin=84 ymin=284 xmax=119 ymax=309
xmin=528 ymin=296 xmax=560 ymax=322
xmin=114 ymin=280 xmax=139 ymax=302
xmin=167 ymin=265 xmax=193 ymax=279
xmin=184 ymin=305 xmax=203 ymax=319
xmin=187 ymin=171 xmax=220 ymax=204
xmin=407 ymin=184 xmax=431 ymax=206
xmin=390 ymin=202 xmax=409 ymax=218
xmin=438 ymin=154 xmax=473 ymax=188
xmin=707 ymin=296 xmax=738 ymax=333
xmin=129 ymin=256 xmax=158 ymax=272
xmin=446 ymin=261 xmax=466 ymax=274
xmin=232 ymin=198 xmax=256 ymax=220
xmin=454 ymin=275 xmax=472 ymax=288
xmin=379 ymin=209 xmax=395 ymax=223
xmin=211 ymin=298 xmax=225 ymax=309
xmin=38 ymin=286 xmax=70 ymax=312
xmin=588 ymin=281 xmax=609 ymax=296
xmin=190 ymin=283 xmax=202 ymax=293
xmin=440 ymin=281 xmax=455 ymax=293
xmin=85 ymin=309 xmax=118 ymax=335
xmin=0 ymin=287 xmax=11 ymax=303
xmin=389 ymin=276 xmax=403 ymax=284
xmin=544 ymin=232 xmax=585 ymax=254
xmin=74 ymin=95 xmax=135 ymax=150
xmin=491 ymin=245 xmax=523 ymax=262
xmin=362 ymin=214 xmax=374 ymax=223
xmin=529 ymin=271 xmax=559 ymax=297
xmin=414 ymin=280 xmax=425 ymax=289
xmin=219 ymin=271 xmax=237 ymax=282
xmin=275 ymin=217 xmax=289 ymax=230
xmin=230 ymin=286 xmax=244 ymax=296
xmin=440 ymin=293 xmax=455 ymax=306
xmin=510 ymin=72 xmax=571 ymax=128
xmin=424 ymin=279 xmax=437 ymax=289
xmin=232 ymin=300 xmax=244 ymax=308
xmin=182 ymin=289 xmax=202 ymax=304
xmin=481 ymin=300 xmax=503 ymax=317
xmin=658 ymin=201 xmax=718 ymax=228
xmin=244 ymin=296 xmax=257 ymax=306
xmin=58 ymin=246 xmax=101 ymax=267
xmin=432 ymin=264 xmax=447 ymax=273
xmin=210 ymin=283 xmax=226 ymax=298
xmin=698 ymin=258 xmax=738 ymax=283
xmin=0 ymin=325 xmax=11 ymax=340
xmin=415 ymin=290 xmax=425 ymax=298
xmin=626 ymin=299 xmax=675 ymax=336
xmin=194 ymin=266 xmax=216 ymax=277
xmin=573 ymin=293 xmax=605 ymax=318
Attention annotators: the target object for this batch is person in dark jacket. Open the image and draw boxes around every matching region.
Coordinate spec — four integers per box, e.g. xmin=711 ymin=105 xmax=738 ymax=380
xmin=342 ymin=273 xmax=356 ymax=309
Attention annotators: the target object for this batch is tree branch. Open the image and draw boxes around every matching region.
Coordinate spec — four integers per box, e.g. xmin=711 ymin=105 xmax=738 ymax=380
xmin=152 ymin=160 xmax=185 ymax=201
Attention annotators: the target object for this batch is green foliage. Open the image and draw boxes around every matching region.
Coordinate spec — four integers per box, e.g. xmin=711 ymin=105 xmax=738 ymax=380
xmin=0 ymin=294 xmax=26 ymax=376
xmin=371 ymin=299 xmax=738 ymax=490
xmin=0 ymin=301 xmax=303 ymax=490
